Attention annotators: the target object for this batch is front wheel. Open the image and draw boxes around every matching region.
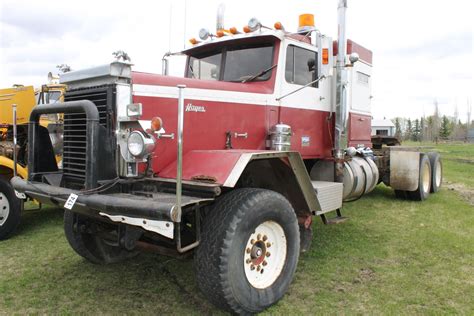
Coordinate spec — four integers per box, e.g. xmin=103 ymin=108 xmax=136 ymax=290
xmin=64 ymin=210 xmax=138 ymax=264
xmin=0 ymin=178 xmax=22 ymax=240
xmin=195 ymin=188 xmax=300 ymax=314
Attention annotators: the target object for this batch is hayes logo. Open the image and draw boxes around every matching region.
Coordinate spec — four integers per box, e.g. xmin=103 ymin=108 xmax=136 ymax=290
xmin=185 ymin=103 xmax=206 ymax=113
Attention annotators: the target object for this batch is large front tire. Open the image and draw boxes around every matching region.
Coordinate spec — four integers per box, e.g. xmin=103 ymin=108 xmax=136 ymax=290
xmin=195 ymin=188 xmax=300 ymax=314
xmin=64 ymin=210 xmax=138 ymax=264
xmin=0 ymin=178 xmax=22 ymax=240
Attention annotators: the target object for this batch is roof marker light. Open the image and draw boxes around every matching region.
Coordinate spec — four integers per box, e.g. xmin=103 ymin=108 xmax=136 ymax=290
xmin=243 ymin=25 xmax=251 ymax=33
xmin=274 ymin=22 xmax=284 ymax=30
xmin=216 ymin=29 xmax=226 ymax=37
xmin=229 ymin=27 xmax=240 ymax=35
xmin=189 ymin=38 xmax=200 ymax=45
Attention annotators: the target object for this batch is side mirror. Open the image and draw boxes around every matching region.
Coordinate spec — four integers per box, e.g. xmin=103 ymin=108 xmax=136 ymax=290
xmin=349 ymin=52 xmax=359 ymax=64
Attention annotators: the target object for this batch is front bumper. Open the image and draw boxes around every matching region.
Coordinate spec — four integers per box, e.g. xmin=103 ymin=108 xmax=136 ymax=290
xmin=11 ymin=177 xmax=212 ymax=224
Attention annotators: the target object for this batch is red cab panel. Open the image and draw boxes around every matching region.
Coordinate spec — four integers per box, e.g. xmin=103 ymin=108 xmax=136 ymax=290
xmin=347 ymin=112 xmax=372 ymax=148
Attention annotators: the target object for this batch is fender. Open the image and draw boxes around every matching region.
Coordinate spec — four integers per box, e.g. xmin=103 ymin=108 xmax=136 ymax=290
xmin=0 ymin=156 xmax=28 ymax=180
xmin=389 ymin=150 xmax=421 ymax=191
xmin=158 ymin=150 xmax=319 ymax=215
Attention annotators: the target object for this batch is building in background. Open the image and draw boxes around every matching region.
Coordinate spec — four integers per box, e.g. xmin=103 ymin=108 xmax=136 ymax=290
xmin=371 ymin=118 xmax=395 ymax=136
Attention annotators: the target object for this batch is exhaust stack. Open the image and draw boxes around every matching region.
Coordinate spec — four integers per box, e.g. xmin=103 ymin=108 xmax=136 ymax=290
xmin=334 ymin=0 xmax=348 ymax=183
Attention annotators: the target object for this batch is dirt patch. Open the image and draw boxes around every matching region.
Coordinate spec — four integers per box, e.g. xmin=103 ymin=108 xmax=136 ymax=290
xmin=352 ymin=268 xmax=375 ymax=284
xmin=445 ymin=181 xmax=474 ymax=206
xmin=446 ymin=158 xmax=474 ymax=165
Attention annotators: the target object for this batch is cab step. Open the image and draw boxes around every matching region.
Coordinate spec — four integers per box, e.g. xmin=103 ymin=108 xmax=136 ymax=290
xmin=320 ymin=209 xmax=349 ymax=225
xmin=311 ymin=181 xmax=348 ymax=225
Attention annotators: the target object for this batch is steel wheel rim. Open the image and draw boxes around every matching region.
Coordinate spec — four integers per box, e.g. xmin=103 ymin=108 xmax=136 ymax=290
xmin=243 ymin=220 xmax=287 ymax=289
xmin=435 ymin=160 xmax=442 ymax=187
xmin=0 ymin=192 xmax=10 ymax=226
xmin=422 ymin=162 xmax=430 ymax=194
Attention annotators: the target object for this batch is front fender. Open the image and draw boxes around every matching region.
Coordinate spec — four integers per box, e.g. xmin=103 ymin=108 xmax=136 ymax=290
xmin=158 ymin=150 xmax=319 ymax=215
xmin=0 ymin=156 xmax=28 ymax=179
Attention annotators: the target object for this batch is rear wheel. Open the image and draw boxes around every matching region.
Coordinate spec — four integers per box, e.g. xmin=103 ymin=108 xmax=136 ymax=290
xmin=64 ymin=210 xmax=138 ymax=264
xmin=427 ymin=152 xmax=442 ymax=193
xmin=407 ymin=154 xmax=431 ymax=201
xmin=195 ymin=188 xmax=300 ymax=314
xmin=0 ymin=178 xmax=22 ymax=240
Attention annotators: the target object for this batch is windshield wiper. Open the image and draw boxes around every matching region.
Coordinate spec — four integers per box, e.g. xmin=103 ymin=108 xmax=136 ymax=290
xmin=242 ymin=64 xmax=277 ymax=83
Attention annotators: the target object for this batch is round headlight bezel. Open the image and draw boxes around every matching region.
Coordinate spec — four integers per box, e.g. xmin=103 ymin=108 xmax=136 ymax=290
xmin=127 ymin=131 xmax=155 ymax=158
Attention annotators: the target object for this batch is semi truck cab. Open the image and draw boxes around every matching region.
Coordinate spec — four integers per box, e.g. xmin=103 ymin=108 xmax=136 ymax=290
xmin=11 ymin=3 xmax=442 ymax=314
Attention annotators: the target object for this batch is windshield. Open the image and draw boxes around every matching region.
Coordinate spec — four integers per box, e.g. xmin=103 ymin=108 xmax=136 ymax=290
xmin=187 ymin=42 xmax=274 ymax=82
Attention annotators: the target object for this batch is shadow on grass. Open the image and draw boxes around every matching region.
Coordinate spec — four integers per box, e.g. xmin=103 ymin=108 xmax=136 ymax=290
xmin=60 ymin=250 xmax=221 ymax=314
xmin=15 ymin=205 xmax=64 ymax=236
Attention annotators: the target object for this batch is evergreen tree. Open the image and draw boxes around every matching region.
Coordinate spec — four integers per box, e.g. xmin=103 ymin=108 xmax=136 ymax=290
xmin=426 ymin=116 xmax=434 ymax=141
xmin=405 ymin=118 xmax=412 ymax=141
xmin=420 ymin=117 xmax=425 ymax=141
xmin=394 ymin=117 xmax=402 ymax=139
xmin=439 ymin=115 xmax=451 ymax=138
xmin=412 ymin=119 xmax=421 ymax=141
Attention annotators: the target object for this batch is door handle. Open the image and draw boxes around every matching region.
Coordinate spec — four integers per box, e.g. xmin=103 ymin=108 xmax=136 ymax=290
xmin=234 ymin=132 xmax=248 ymax=139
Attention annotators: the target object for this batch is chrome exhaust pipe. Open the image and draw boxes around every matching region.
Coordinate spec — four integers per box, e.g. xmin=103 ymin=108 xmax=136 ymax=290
xmin=334 ymin=0 xmax=348 ymax=183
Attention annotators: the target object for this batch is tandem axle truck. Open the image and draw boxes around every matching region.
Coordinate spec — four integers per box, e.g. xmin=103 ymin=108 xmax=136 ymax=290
xmin=11 ymin=1 xmax=442 ymax=313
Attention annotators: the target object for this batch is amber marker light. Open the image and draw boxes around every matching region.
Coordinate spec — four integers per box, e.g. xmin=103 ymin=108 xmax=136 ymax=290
xmin=151 ymin=116 xmax=163 ymax=132
xmin=216 ymin=29 xmax=226 ymax=37
xmin=322 ymin=48 xmax=329 ymax=64
xmin=189 ymin=38 xmax=199 ymax=45
xmin=243 ymin=25 xmax=251 ymax=33
xmin=229 ymin=27 xmax=239 ymax=34
xmin=274 ymin=22 xmax=284 ymax=30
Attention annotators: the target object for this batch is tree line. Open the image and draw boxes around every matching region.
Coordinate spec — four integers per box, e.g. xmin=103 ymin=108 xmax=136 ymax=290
xmin=392 ymin=100 xmax=472 ymax=142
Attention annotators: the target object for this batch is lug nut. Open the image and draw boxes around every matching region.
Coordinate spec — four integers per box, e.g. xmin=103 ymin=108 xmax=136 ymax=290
xmin=246 ymin=248 xmax=251 ymax=254
xmin=250 ymin=265 xmax=255 ymax=271
xmin=262 ymin=261 xmax=267 ymax=266
xmin=266 ymin=252 xmax=271 ymax=257
xmin=266 ymin=242 xmax=271 ymax=248
xmin=246 ymin=258 xmax=251 ymax=264
xmin=257 ymin=234 xmax=262 ymax=240
xmin=262 ymin=235 xmax=268 ymax=241
xmin=257 ymin=265 xmax=261 ymax=272
xmin=251 ymin=239 xmax=255 ymax=244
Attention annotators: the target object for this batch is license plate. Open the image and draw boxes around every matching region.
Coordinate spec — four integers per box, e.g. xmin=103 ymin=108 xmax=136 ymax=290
xmin=64 ymin=193 xmax=79 ymax=210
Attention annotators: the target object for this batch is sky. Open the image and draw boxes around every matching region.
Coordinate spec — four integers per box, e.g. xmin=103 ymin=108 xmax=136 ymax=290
xmin=0 ymin=0 xmax=472 ymax=122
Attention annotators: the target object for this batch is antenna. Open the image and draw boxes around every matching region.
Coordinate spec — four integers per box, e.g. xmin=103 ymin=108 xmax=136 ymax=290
xmin=168 ymin=3 xmax=172 ymax=52
xmin=183 ymin=0 xmax=188 ymax=49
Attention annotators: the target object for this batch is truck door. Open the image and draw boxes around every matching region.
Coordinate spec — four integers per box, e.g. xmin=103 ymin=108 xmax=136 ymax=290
xmin=278 ymin=43 xmax=333 ymax=158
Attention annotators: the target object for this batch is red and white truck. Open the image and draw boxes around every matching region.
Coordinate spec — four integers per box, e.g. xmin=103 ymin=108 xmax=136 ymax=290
xmin=11 ymin=1 xmax=442 ymax=313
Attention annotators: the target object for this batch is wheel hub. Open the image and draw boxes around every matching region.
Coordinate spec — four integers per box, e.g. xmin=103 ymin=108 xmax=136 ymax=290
xmin=243 ymin=220 xmax=287 ymax=289
xmin=0 ymin=192 xmax=10 ymax=226
xmin=250 ymin=240 xmax=267 ymax=265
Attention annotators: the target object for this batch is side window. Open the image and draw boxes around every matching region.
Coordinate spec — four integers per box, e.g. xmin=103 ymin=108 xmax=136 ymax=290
xmin=188 ymin=53 xmax=222 ymax=81
xmin=285 ymin=45 xmax=317 ymax=87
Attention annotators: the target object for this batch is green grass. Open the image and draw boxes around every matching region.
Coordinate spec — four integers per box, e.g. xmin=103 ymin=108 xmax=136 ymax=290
xmin=0 ymin=143 xmax=473 ymax=314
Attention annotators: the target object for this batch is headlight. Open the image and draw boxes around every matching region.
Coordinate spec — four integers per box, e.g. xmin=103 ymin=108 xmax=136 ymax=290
xmin=127 ymin=131 xmax=155 ymax=158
